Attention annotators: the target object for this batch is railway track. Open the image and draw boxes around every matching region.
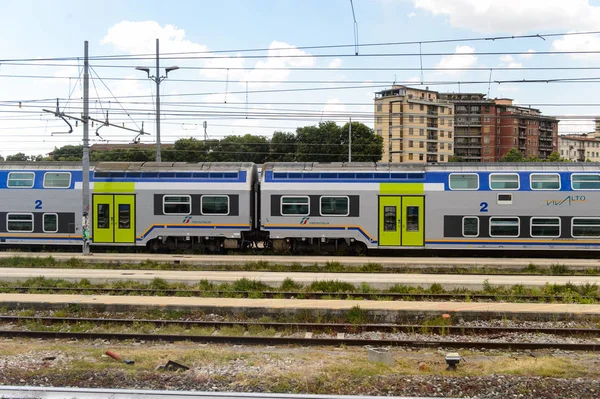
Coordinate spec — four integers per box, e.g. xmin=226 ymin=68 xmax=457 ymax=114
xmin=1 ymin=315 xmax=598 ymax=351
xmin=1 ymin=286 xmax=596 ymax=302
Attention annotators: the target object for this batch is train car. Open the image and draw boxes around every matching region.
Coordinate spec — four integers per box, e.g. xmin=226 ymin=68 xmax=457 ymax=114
xmin=260 ymin=162 xmax=600 ymax=253
xmin=0 ymin=162 xmax=258 ymax=252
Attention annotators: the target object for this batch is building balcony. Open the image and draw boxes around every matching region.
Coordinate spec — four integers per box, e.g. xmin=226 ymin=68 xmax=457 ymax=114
xmin=427 ymin=145 xmax=438 ymax=152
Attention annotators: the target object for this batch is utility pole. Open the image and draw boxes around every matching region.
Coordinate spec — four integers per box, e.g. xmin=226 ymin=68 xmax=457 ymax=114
xmin=155 ymin=38 xmax=161 ymax=162
xmin=349 ymin=117 xmax=352 ymax=162
xmin=203 ymin=121 xmax=208 ymax=143
xmin=136 ymin=39 xmax=179 ymax=163
xmin=82 ymin=41 xmax=90 ymax=255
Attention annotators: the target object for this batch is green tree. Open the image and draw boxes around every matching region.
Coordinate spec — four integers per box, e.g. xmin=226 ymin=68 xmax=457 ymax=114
xmin=295 ymin=121 xmax=343 ymax=162
xmin=545 ymin=151 xmax=568 ymax=162
xmin=340 ymin=121 xmax=382 ymax=162
xmin=51 ymin=145 xmax=83 ymax=161
xmin=211 ymin=134 xmax=270 ymax=163
xmin=448 ymin=155 xmax=465 ymax=162
xmin=269 ymin=131 xmax=297 ymax=162
xmin=501 ymin=149 xmax=526 ymax=162
xmin=6 ymin=152 xmax=28 ymax=161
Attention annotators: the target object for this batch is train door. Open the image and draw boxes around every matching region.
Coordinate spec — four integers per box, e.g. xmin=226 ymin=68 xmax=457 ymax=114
xmin=378 ymin=196 xmax=424 ymax=247
xmin=92 ymin=194 xmax=136 ymax=243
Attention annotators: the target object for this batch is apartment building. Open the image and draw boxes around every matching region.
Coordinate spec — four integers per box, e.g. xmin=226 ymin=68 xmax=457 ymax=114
xmin=374 ymin=86 xmax=454 ymax=163
xmin=559 ymin=131 xmax=600 ymax=162
xmin=438 ymin=93 xmax=558 ymax=162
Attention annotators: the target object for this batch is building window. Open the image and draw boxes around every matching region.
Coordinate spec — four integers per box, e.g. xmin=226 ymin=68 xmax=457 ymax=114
xmin=201 ymin=195 xmax=229 ymax=215
xmin=531 ymin=174 xmax=560 ymax=190
xmin=43 ymin=172 xmax=71 ymax=188
xmin=463 ymin=216 xmax=479 ymax=237
xmin=490 ymin=217 xmax=519 ymax=237
xmin=419 ymin=154 xmax=424 ymax=161
xmin=409 ymin=104 xmax=414 ymax=110
xmin=440 ymin=154 xmax=445 ymax=161
xmin=409 ymin=128 xmax=414 ymax=134
xmin=7 ymin=213 xmax=33 ymax=232
xmin=420 ymin=116 xmax=424 ymax=123
xmin=376 ymin=129 xmax=382 ymax=136
xmin=420 ymin=129 xmax=424 ymax=136
xmin=43 ymin=213 xmax=58 ymax=233
xmin=572 ymin=174 xmax=600 ymax=190
xmin=376 ymin=104 xmax=382 ymax=112
xmin=376 ymin=117 xmax=382 ymax=124
xmin=440 ymin=119 xmax=445 ymax=125
xmin=419 ymin=141 xmax=424 ymax=148
xmin=320 ymin=196 xmax=349 ymax=216
xmin=490 ymin=174 xmax=519 ymax=190
xmin=449 ymin=132 xmax=452 ymax=139
xmin=7 ymin=172 xmax=34 ymax=188
xmin=409 ymin=115 xmax=414 ymax=122
xmin=420 ymin=104 xmax=424 ymax=111
xmin=449 ymin=173 xmax=479 ymax=190
xmin=440 ymin=131 xmax=444 ymax=137
xmin=440 ymin=143 xmax=445 ymax=150
xmin=408 ymin=153 xmax=414 ymax=161
xmin=484 ymin=116 xmax=490 ymax=122
xmin=449 ymin=144 xmax=452 ymax=151
xmin=409 ymin=141 xmax=414 ymax=148
xmin=449 ymin=119 xmax=452 ymax=126
xmin=572 ymin=218 xmax=600 ymax=237
xmin=531 ymin=217 xmax=560 ymax=237
xmin=163 ymin=195 xmax=192 ymax=215
xmin=281 ymin=196 xmax=309 ymax=216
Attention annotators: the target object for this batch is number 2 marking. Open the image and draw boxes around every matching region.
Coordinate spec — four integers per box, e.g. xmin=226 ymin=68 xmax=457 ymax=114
xmin=479 ymin=202 xmax=488 ymax=213
xmin=34 ymin=200 xmax=42 ymax=210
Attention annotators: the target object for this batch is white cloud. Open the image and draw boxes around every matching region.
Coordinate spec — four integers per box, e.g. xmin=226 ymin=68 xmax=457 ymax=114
xmin=520 ymin=49 xmax=536 ymax=59
xmin=498 ymin=54 xmax=522 ymax=69
xmin=322 ymin=98 xmax=347 ymax=116
xmin=412 ymin=0 xmax=600 ymax=33
xmin=241 ymin=41 xmax=317 ymax=88
xmin=328 ymin=58 xmax=343 ymax=69
xmin=499 ymin=55 xmax=514 ymax=63
xmin=408 ymin=12 xmax=417 ymax=18
xmin=551 ymin=34 xmax=600 ymax=61
xmin=435 ymin=45 xmax=477 ymax=75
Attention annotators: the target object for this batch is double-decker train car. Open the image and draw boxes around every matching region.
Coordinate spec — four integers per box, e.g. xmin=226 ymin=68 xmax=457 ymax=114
xmin=1 ymin=161 xmax=600 ymax=253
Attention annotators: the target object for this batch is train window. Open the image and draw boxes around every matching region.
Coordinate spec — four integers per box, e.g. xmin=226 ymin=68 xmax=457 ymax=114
xmin=497 ymin=193 xmax=513 ymax=205
xmin=531 ymin=217 xmax=560 ymax=237
xmin=462 ymin=217 xmax=479 ymax=237
xmin=320 ymin=196 xmax=349 ymax=216
xmin=530 ymin=174 xmax=560 ymax=190
xmin=572 ymin=218 xmax=600 ymax=237
xmin=43 ymin=172 xmax=71 ymax=188
xmin=571 ymin=174 xmax=600 ymax=190
xmin=489 ymin=173 xmax=519 ymax=190
xmin=383 ymin=206 xmax=396 ymax=231
xmin=163 ymin=195 xmax=191 ymax=215
xmin=97 ymin=204 xmax=110 ymax=229
xmin=449 ymin=173 xmax=479 ymax=190
xmin=201 ymin=196 xmax=229 ymax=215
xmin=118 ymin=204 xmax=130 ymax=229
xmin=43 ymin=213 xmax=58 ymax=233
xmin=7 ymin=213 xmax=33 ymax=232
xmin=406 ymin=206 xmax=419 ymax=232
xmin=281 ymin=196 xmax=309 ymax=216
xmin=490 ymin=217 xmax=519 ymax=237
xmin=7 ymin=172 xmax=34 ymax=188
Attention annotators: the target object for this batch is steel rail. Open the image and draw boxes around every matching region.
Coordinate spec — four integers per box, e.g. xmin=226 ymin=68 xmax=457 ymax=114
xmin=1 ymin=316 xmax=598 ymax=336
xmin=0 ymin=329 xmax=597 ymax=351
xmin=1 ymin=286 xmax=595 ymax=302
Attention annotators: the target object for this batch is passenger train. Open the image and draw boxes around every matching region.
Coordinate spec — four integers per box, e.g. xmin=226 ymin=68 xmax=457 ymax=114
xmin=0 ymin=161 xmax=599 ymax=253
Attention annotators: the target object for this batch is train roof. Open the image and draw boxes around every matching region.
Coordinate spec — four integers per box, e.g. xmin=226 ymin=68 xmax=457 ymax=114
xmin=0 ymin=162 xmax=256 ymax=172
xmin=262 ymin=162 xmax=600 ymax=172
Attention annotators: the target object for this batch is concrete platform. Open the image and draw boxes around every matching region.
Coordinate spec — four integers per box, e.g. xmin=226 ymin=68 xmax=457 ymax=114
xmin=1 ymin=293 xmax=598 ymax=321
xmin=0 ymin=267 xmax=598 ymax=290
xmin=1 ymin=252 xmax=600 ymax=269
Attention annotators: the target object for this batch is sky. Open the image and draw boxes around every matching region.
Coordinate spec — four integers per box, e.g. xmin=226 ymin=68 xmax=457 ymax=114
xmin=2 ymin=0 xmax=600 ymax=156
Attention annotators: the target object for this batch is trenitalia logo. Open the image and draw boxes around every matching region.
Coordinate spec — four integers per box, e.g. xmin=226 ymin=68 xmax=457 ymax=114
xmin=183 ymin=216 xmax=192 ymax=224
xmin=300 ymin=217 xmax=310 ymax=224
xmin=544 ymin=195 xmax=587 ymax=206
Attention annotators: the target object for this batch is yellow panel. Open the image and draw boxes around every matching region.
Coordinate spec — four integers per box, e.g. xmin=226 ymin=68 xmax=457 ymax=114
xmin=94 ymin=182 xmax=135 ymax=193
xmin=380 ymin=183 xmax=424 ymax=195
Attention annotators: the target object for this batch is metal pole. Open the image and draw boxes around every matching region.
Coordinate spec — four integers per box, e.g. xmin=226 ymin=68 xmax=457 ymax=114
xmin=82 ymin=41 xmax=90 ymax=255
xmin=155 ymin=38 xmax=161 ymax=162
xmin=349 ymin=117 xmax=352 ymax=162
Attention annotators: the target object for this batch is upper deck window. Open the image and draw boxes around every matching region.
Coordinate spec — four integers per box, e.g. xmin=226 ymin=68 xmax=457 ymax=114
xmin=7 ymin=172 xmax=34 ymax=188
xmin=449 ymin=173 xmax=479 ymax=190
xmin=43 ymin=172 xmax=71 ymax=188
xmin=572 ymin=174 xmax=600 ymax=190
xmin=490 ymin=173 xmax=519 ymax=190
xmin=530 ymin=174 xmax=560 ymax=190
